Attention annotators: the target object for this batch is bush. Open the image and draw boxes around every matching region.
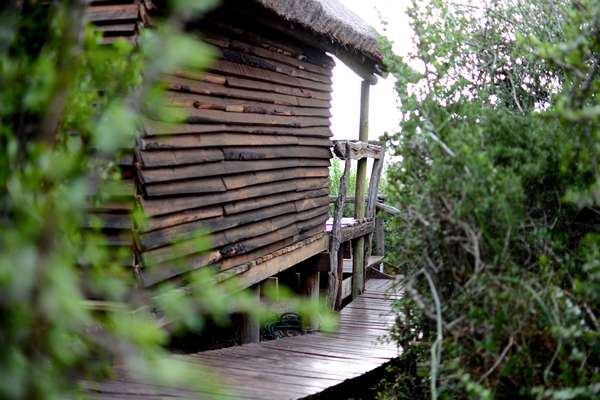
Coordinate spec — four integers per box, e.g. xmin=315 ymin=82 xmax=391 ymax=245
xmin=381 ymin=1 xmax=600 ymax=398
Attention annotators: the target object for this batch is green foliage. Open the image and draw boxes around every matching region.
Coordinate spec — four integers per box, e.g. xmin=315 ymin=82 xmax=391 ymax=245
xmin=0 ymin=3 xmax=333 ymax=399
xmin=381 ymin=0 xmax=600 ymax=398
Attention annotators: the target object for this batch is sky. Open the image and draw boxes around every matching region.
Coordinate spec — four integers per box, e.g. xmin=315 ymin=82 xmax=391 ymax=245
xmin=329 ymin=0 xmax=411 ymax=141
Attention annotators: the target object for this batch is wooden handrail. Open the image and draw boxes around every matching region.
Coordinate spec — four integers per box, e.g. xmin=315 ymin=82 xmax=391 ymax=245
xmin=332 ymin=140 xmax=382 ymax=160
xmin=328 ymin=196 xmax=400 ymax=215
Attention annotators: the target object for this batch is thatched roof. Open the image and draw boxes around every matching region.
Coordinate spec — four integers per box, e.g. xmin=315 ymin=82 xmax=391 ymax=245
xmin=255 ymin=0 xmax=383 ymax=65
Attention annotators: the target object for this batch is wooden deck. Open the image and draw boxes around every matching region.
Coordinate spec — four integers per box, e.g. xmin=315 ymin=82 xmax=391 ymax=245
xmin=87 ymin=279 xmax=399 ymax=399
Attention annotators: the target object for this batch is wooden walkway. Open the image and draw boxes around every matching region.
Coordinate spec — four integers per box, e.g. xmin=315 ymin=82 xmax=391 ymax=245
xmin=87 ymin=279 xmax=399 ymax=400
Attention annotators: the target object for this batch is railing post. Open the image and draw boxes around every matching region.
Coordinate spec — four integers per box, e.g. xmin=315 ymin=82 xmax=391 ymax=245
xmin=240 ymin=284 xmax=261 ymax=344
xmin=352 ymin=79 xmax=370 ymax=299
xmin=374 ymin=208 xmax=385 ymax=257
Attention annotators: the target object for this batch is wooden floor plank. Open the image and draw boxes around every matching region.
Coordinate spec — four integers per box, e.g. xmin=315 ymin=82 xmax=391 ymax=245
xmin=88 ymin=279 xmax=400 ymax=400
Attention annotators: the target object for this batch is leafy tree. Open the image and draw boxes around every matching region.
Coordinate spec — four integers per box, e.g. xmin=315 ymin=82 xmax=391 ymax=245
xmin=0 ymin=2 xmax=332 ymax=399
xmin=380 ymin=0 xmax=600 ymax=398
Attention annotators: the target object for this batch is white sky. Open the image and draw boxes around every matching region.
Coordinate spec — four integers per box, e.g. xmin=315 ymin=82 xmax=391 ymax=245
xmin=330 ymin=0 xmax=411 ymax=141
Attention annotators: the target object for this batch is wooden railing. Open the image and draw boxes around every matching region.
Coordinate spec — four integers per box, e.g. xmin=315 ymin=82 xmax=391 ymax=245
xmin=327 ymin=140 xmax=385 ymax=309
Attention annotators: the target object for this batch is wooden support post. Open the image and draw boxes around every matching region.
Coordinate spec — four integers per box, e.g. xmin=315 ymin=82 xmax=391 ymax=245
xmin=374 ymin=209 xmax=385 ymax=257
xmin=363 ymin=149 xmax=386 ymax=273
xmin=327 ymin=144 xmax=351 ymax=309
xmin=352 ymin=79 xmax=370 ymax=299
xmin=300 ymin=265 xmax=320 ymax=330
xmin=240 ymin=284 xmax=260 ymax=344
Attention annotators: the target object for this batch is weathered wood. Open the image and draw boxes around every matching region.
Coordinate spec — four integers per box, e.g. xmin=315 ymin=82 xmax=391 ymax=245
xmin=222 ymin=168 xmax=329 ymax=190
xmin=139 ymin=158 xmax=330 ymax=184
xmin=140 ymin=178 xmax=328 ymax=217
xmin=93 ymin=23 xmax=137 ymax=34
xmin=173 ymin=107 xmax=330 ymax=128
xmin=216 ymin=46 xmax=332 ymax=85
xmin=142 ymin=120 xmax=332 ymax=138
xmin=343 ymin=220 xmax=375 ymax=242
xmin=373 ymin=211 xmax=385 ymax=257
xmin=83 ymin=213 xmax=132 ymax=230
xmin=140 ymin=205 xmax=223 ymax=232
xmin=86 ymin=4 xmax=138 ymax=22
xmin=216 ymin=237 xmax=295 ymax=273
xmin=204 ymin=16 xmax=335 ymax=69
xmin=366 ymin=152 xmax=385 ymax=221
xmin=294 ymin=195 xmax=331 ymax=212
xmin=140 ymin=133 xmax=332 ymax=150
xmin=333 ymin=140 xmax=382 ymax=160
xmin=224 ymin=188 xmax=328 ymax=215
xmin=200 ymin=29 xmax=332 ymax=77
xmin=210 ymin=60 xmax=332 ymax=93
xmin=328 ymin=143 xmax=351 ymax=309
xmin=138 ymin=148 xmax=224 ymax=167
xmin=223 ymin=146 xmax=331 ymax=161
xmin=139 ymin=202 xmax=296 ymax=251
xmin=168 ymin=75 xmax=331 ymax=108
xmin=353 ymin=80 xmax=371 ymax=299
xmin=240 ymin=285 xmax=261 ymax=344
xmin=234 ymin=235 xmax=329 ymax=290
xmin=141 ymin=249 xmax=223 ymax=287
xmin=166 ymin=92 xmax=331 ymax=118
xmin=143 ymin=176 xmax=227 ymax=197
xmin=141 ymin=204 xmax=324 ymax=267
xmin=300 ymin=264 xmax=320 ymax=330
xmin=223 ymin=225 xmax=299 ymax=259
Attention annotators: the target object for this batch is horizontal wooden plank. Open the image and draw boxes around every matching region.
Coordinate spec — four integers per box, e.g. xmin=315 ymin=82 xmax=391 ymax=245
xmin=140 ymin=178 xmax=329 ymax=217
xmin=140 ymin=133 xmax=332 ymax=150
xmin=138 ymin=148 xmax=224 ymax=167
xmin=222 ymin=167 xmax=329 ymax=190
xmin=221 ymin=224 xmax=299 ymax=259
xmin=201 ymin=30 xmax=332 ymax=77
xmin=173 ymin=107 xmax=330 ymax=128
xmin=143 ymin=119 xmax=332 ymax=138
xmin=141 ymin=208 xmax=301 ymax=266
xmin=139 ymin=202 xmax=296 ymax=251
xmin=140 ymin=205 xmax=223 ymax=232
xmin=223 ymin=146 xmax=331 ymax=161
xmin=215 ymin=43 xmax=332 ymax=84
xmin=167 ymin=75 xmax=331 ymax=108
xmin=143 ymin=176 xmax=227 ymax=197
xmin=211 ymin=60 xmax=332 ymax=93
xmin=333 ymin=140 xmax=383 ymax=160
xmin=141 ymin=132 xmax=298 ymax=149
xmin=234 ymin=235 xmax=329 ymax=290
xmin=215 ymin=237 xmax=295 ymax=274
xmin=205 ymin=16 xmax=334 ymax=67
xmin=224 ymin=188 xmax=328 ymax=215
xmin=87 ymin=4 xmax=138 ymax=22
xmin=294 ymin=195 xmax=331 ymax=212
xmin=83 ymin=212 xmax=132 ymax=230
xmin=141 ymin=249 xmax=223 ymax=287
xmin=93 ymin=23 xmax=136 ymax=33
xmin=166 ymin=92 xmax=331 ymax=118
xmin=139 ymin=158 xmax=330 ymax=184
xmin=226 ymin=75 xmax=331 ymax=102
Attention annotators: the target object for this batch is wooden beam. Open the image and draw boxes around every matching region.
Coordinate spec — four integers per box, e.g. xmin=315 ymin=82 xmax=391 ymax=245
xmin=352 ymin=80 xmax=370 ymax=299
xmin=234 ymin=235 xmax=328 ymax=290
xmin=240 ymin=284 xmax=261 ymax=344
xmin=299 ymin=260 xmax=320 ymax=330
xmin=327 ymin=143 xmax=351 ymax=309
xmin=332 ymin=140 xmax=382 ymax=160
xmin=374 ymin=210 xmax=385 ymax=257
xmin=364 ymin=149 xmax=386 ymax=276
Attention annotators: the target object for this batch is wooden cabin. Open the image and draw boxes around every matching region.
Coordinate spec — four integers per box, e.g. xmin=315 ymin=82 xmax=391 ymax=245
xmin=86 ymin=0 xmax=386 ymax=315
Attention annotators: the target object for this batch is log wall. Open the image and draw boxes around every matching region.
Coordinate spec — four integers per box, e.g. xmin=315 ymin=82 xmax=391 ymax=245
xmin=86 ymin=1 xmax=334 ymax=286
